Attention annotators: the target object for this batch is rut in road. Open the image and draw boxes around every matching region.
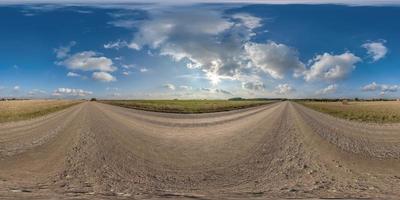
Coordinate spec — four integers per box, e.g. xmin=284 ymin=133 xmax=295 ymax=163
xmin=1 ymin=101 xmax=400 ymax=199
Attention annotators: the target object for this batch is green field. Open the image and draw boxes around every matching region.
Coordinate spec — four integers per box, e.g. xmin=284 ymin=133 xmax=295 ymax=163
xmin=100 ymin=100 xmax=274 ymax=113
xmin=0 ymin=100 xmax=81 ymax=123
xmin=300 ymin=101 xmax=400 ymax=123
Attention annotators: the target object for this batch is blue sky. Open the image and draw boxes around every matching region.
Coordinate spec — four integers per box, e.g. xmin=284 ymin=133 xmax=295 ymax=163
xmin=0 ymin=1 xmax=399 ymax=99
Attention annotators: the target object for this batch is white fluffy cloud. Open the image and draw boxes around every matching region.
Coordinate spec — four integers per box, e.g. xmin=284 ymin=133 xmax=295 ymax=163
xmin=126 ymin=9 xmax=263 ymax=85
xmin=130 ymin=10 xmax=234 ymax=50
xmin=362 ymin=41 xmax=387 ymax=62
xmin=214 ymin=89 xmax=232 ymax=95
xmin=92 ymin=71 xmax=117 ymax=82
xmin=58 ymin=51 xmax=116 ymax=72
xmin=106 ymin=7 xmax=364 ymax=94
xmin=139 ymin=68 xmax=148 ymax=72
xmin=67 ymin=72 xmax=81 ymax=77
xmin=28 ymin=89 xmax=47 ymax=96
xmin=200 ymin=88 xmax=232 ymax=95
xmin=362 ymin=82 xmax=398 ymax=93
xmin=179 ymin=85 xmax=192 ymax=90
xmin=54 ymin=41 xmax=76 ymax=59
xmin=52 ymin=88 xmax=92 ymax=97
xmin=13 ymin=85 xmax=20 ymax=91
xmin=316 ymin=84 xmax=338 ymax=95
xmin=302 ymin=52 xmax=361 ymax=82
xmin=242 ymin=81 xmax=265 ymax=91
xmin=174 ymin=85 xmax=232 ymax=95
xmin=123 ymin=9 xmax=332 ymax=88
xmin=380 ymin=84 xmax=399 ymax=92
xmin=163 ymin=83 xmax=176 ymax=90
xmin=245 ymin=41 xmax=305 ymax=79
xmin=274 ymin=83 xmax=295 ymax=95
xmin=55 ymin=43 xmax=118 ymax=83
xmin=104 ymin=39 xmax=128 ymax=50
xmin=122 ymin=64 xmax=135 ymax=69
xmin=232 ymin=13 xmax=262 ymax=29
xmin=122 ymin=71 xmax=130 ymax=76
xmin=362 ymin=82 xmax=379 ymax=91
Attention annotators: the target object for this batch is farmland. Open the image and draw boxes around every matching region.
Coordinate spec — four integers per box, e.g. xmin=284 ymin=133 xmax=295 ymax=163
xmin=100 ymin=99 xmax=275 ymax=113
xmin=0 ymin=100 xmax=81 ymax=123
xmin=300 ymin=100 xmax=400 ymax=123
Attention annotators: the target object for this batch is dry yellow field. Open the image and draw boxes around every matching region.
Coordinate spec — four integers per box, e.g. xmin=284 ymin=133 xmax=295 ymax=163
xmin=0 ymin=100 xmax=81 ymax=123
xmin=300 ymin=101 xmax=400 ymax=123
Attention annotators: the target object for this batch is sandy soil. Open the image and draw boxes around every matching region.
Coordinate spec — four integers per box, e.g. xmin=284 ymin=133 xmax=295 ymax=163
xmin=1 ymin=101 xmax=400 ymax=199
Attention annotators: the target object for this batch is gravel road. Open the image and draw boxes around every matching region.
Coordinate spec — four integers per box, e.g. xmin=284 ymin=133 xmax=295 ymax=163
xmin=1 ymin=101 xmax=400 ymax=199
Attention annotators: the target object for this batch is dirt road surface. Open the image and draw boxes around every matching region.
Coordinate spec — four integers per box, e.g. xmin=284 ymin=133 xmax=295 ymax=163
xmin=1 ymin=101 xmax=400 ymax=199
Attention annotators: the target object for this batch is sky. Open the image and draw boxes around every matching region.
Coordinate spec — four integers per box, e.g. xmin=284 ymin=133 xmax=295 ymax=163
xmin=0 ymin=1 xmax=399 ymax=99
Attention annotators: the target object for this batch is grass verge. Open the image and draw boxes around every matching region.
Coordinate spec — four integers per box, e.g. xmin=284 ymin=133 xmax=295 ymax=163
xmin=299 ymin=101 xmax=400 ymax=123
xmin=100 ymin=100 xmax=275 ymax=114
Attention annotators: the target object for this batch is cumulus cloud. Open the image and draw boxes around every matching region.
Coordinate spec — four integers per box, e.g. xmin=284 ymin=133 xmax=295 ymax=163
xmin=57 ymin=51 xmax=117 ymax=72
xmin=214 ymin=89 xmax=232 ymax=95
xmin=122 ymin=64 xmax=135 ymax=69
xmin=13 ymin=85 xmax=20 ymax=91
xmin=362 ymin=41 xmax=387 ymax=62
xmin=362 ymin=82 xmax=398 ymax=93
xmin=52 ymin=88 xmax=92 ymax=97
xmin=112 ymin=8 xmax=361 ymax=91
xmin=163 ymin=83 xmax=176 ymax=90
xmin=123 ymin=8 xmax=316 ymax=87
xmin=130 ymin=10 xmax=234 ymax=50
xmin=242 ymin=81 xmax=265 ymax=91
xmin=302 ymin=52 xmax=361 ymax=82
xmin=274 ymin=83 xmax=295 ymax=95
xmin=28 ymin=89 xmax=47 ymax=96
xmin=232 ymin=13 xmax=262 ymax=29
xmin=362 ymin=82 xmax=379 ymax=91
xmin=127 ymin=9 xmax=264 ymax=85
xmin=380 ymin=84 xmax=399 ymax=93
xmin=179 ymin=85 xmax=192 ymax=90
xmin=139 ymin=68 xmax=148 ymax=72
xmin=67 ymin=72 xmax=81 ymax=77
xmin=245 ymin=41 xmax=305 ymax=79
xmin=122 ymin=71 xmax=130 ymax=76
xmin=316 ymin=84 xmax=338 ymax=95
xmin=54 ymin=41 xmax=76 ymax=59
xmin=107 ymin=7 xmax=363 ymax=91
xmin=55 ymin=43 xmax=117 ymax=83
xmin=92 ymin=71 xmax=117 ymax=82
xmin=200 ymin=88 xmax=232 ymax=95
xmin=104 ymin=39 xmax=128 ymax=49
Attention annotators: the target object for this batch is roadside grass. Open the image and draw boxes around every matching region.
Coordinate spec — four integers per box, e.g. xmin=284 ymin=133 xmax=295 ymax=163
xmin=100 ymin=100 xmax=275 ymax=113
xmin=0 ymin=100 xmax=81 ymax=123
xmin=300 ymin=101 xmax=400 ymax=123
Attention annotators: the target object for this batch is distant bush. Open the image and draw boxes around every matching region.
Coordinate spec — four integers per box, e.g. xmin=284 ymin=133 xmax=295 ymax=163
xmin=229 ymin=97 xmax=244 ymax=101
xmin=90 ymin=98 xmax=97 ymax=101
